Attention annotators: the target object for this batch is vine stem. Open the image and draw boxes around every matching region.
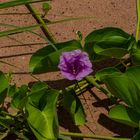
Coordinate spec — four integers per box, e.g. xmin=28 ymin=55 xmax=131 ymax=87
xmin=60 ymin=131 xmax=131 ymax=140
xmin=85 ymin=76 xmax=112 ymax=97
xmin=85 ymin=76 xmax=117 ymax=104
xmin=136 ymin=0 xmax=140 ymax=42
xmin=25 ymin=4 xmax=57 ymax=44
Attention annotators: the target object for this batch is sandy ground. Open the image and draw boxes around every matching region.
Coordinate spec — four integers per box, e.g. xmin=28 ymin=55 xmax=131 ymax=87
xmin=0 ymin=0 xmax=136 ymax=139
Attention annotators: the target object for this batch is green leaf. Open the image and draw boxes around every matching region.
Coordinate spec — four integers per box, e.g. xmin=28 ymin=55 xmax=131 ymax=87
xmin=43 ymin=2 xmax=51 ymax=13
xmin=0 ymin=71 xmax=9 ymax=104
xmin=102 ymin=66 xmax=140 ymax=113
xmin=84 ymin=27 xmax=133 ymax=61
xmin=85 ymin=27 xmax=130 ymax=43
xmin=0 ymin=71 xmax=9 ymax=94
xmin=11 ymin=85 xmax=28 ymax=109
xmin=0 ymin=24 xmax=40 ymax=37
xmin=26 ymin=89 xmax=59 ymax=140
xmin=124 ymin=66 xmax=140 ymax=113
xmin=95 ymin=67 xmax=120 ymax=81
xmin=63 ymin=89 xmax=86 ymax=125
xmin=131 ymin=48 xmax=140 ymax=65
xmin=31 ymin=82 xmax=48 ymax=93
xmin=7 ymin=84 xmax=17 ymax=97
xmin=109 ymin=105 xmax=140 ymax=127
xmin=29 ymin=40 xmax=82 ymax=74
xmin=104 ymin=74 xmax=140 ymax=109
xmin=0 ymin=0 xmax=51 ymax=9
xmin=125 ymin=66 xmax=140 ymax=87
xmin=131 ymin=41 xmax=140 ymax=65
xmin=28 ymin=82 xmax=49 ymax=107
xmin=94 ymin=44 xmax=128 ymax=58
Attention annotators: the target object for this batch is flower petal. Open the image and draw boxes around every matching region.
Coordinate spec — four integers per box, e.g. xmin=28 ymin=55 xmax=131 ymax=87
xmin=58 ymin=49 xmax=93 ymax=81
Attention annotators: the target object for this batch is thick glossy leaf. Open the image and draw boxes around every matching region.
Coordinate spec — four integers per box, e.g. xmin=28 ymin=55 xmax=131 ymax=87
xmin=85 ymin=27 xmax=130 ymax=43
xmin=102 ymin=66 xmax=140 ymax=113
xmin=131 ymin=48 xmax=140 ymax=65
xmin=94 ymin=44 xmax=128 ymax=58
xmin=131 ymin=40 xmax=140 ymax=65
xmin=0 ymin=91 xmax=8 ymax=105
xmin=26 ymin=89 xmax=59 ymax=140
xmin=28 ymin=82 xmax=49 ymax=107
xmin=0 ymin=71 xmax=9 ymax=104
xmin=84 ymin=42 xmax=108 ymax=62
xmin=0 ymin=71 xmax=9 ymax=94
xmin=95 ymin=67 xmax=120 ymax=81
xmin=124 ymin=66 xmax=140 ymax=112
xmin=29 ymin=40 xmax=82 ymax=74
xmin=104 ymin=74 xmax=140 ymax=109
xmin=125 ymin=66 xmax=140 ymax=87
xmin=7 ymin=84 xmax=17 ymax=97
xmin=31 ymin=82 xmax=48 ymax=93
xmin=63 ymin=89 xmax=86 ymax=125
xmin=11 ymin=85 xmax=28 ymax=109
xmin=84 ymin=27 xmax=132 ymax=61
xmin=109 ymin=105 xmax=140 ymax=127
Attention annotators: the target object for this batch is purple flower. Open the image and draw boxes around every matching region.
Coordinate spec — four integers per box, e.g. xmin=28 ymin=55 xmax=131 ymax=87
xmin=58 ymin=50 xmax=93 ymax=81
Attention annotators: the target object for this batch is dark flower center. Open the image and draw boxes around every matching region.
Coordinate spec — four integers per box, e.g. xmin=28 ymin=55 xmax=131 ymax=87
xmin=69 ymin=60 xmax=83 ymax=75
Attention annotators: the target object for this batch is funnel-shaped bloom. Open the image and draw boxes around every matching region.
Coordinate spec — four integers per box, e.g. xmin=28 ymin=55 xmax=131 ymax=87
xmin=58 ymin=50 xmax=93 ymax=81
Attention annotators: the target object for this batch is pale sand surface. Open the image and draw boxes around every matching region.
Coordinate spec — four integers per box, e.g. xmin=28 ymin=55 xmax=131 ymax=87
xmin=0 ymin=0 xmax=136 ymax=139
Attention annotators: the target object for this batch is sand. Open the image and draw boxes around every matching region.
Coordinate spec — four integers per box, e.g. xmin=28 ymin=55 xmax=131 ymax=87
xmin=0 ymin=0 xmax=136 ymax=139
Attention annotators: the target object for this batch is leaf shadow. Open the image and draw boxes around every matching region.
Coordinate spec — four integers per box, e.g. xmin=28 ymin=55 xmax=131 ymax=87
xmin=88 ymin=89 xmax=134 ymax=137
xmin=98 ymin=113 xmax=134 ymax=138
xmin=58 ymin=106 xmax=83 ymax=140
xmin=29 ymin=79 xmax=75 ymax=90
xmin=88 ymin=88 xmax=113 ymax=111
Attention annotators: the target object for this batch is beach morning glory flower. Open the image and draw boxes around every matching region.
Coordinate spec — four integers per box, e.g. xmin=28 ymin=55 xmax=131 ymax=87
xmin=58 ymin=50 xmax=93 ymax=81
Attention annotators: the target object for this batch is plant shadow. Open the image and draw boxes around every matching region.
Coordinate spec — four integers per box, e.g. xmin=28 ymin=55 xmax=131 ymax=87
xmin=98 ymin=113 xmax=134 ymax=138
xmin=89 ymin=89 xmax=134 ymax=138
xmin=58 ymin=106 xmax=83 ymax=140
xmin=29 ymin=77 xmax=134 ymax=139
xmin=28 ymin=79 xmax=75 ymax=90
xmin=89 ymin=88 xmax=113 ymax=111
